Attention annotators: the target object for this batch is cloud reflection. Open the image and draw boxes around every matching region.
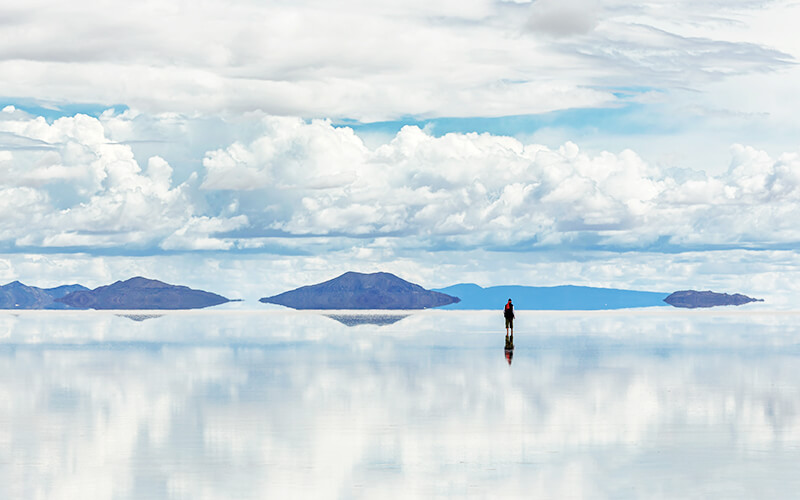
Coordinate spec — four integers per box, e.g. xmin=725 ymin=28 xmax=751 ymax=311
xmin=1 ymin=311 xmax=800 ymax=498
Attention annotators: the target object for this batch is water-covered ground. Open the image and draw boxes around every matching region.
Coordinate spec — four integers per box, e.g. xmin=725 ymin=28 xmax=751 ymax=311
xmin=2 ymin=309 xmax=800 ymax=499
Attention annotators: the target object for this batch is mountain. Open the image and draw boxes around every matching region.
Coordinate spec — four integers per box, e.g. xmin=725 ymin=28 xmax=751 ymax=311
xmin=46 ymin=284 xmax=90 ymax=298
xmin=663 ymin=290 xmax=763 ymax=308
xmin=0 ymin=281 xmax=89 ymax=309
xmin=56 ymin=277 xmax=230 ymax=310
xmin=260 ymin=271 xmax=460 ymax=309
xmin=433 ymin=283 xmax=670 ymax=310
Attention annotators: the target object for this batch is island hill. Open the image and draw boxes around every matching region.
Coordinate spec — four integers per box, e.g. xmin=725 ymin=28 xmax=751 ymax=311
xmin=260 ymin=271 xmax=459 ymax=309
xmin=0 ymin=277 xmax=231 ymax=310
xmin=663 ymin=290 xmax=763 ymax=308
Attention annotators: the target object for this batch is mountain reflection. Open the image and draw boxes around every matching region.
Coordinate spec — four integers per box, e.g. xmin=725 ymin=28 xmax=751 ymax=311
xmin=116 ymin=313 xmax=165 ymax=322
xmin=2 ymin=311 xmax=800 ymax=499
xmin=324 ymin=313 xmax=409 ymax=327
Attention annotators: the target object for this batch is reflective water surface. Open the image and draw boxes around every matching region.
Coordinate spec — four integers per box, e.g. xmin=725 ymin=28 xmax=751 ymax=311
xmin=2 ymin=309 xmax=800 ymax=499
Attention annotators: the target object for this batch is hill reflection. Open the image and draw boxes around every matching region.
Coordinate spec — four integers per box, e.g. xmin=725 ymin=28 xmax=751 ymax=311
xmin=324 ymin=313 xmax=409 ymax=327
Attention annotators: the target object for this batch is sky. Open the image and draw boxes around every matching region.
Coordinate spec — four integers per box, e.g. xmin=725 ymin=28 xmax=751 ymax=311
xmin=1 ymin=0 xmax=800 ymax=305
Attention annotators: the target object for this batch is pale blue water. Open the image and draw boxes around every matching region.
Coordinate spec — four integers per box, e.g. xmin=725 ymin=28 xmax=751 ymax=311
xmin=2 ymin=309 xmax=800 ymax=499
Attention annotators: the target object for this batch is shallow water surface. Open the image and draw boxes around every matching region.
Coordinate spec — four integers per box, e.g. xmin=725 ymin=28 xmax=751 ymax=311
xmin=2 ymin=309 xmax=800 ymax=499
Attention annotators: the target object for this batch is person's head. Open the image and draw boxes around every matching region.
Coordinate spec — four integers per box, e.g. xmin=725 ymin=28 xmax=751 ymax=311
xmin=507 ymin=298 xmax=512 ymax=304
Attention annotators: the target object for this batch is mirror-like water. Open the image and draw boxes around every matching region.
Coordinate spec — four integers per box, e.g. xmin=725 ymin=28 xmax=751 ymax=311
xmin=2 ymin=310 xmax=800 ymax=499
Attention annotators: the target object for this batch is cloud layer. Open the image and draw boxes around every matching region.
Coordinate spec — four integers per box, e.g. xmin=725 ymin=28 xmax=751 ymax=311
xmin=2 ymin=109 xmax=800 ymax=258
xmin=0 ymin=0 xmax=795 ymax=120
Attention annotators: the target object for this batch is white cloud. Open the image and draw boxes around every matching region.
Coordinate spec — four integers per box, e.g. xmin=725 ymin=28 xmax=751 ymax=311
xmin=197 ymin=117 xmax=800 ymax=256
xmin=201 ymin=116 xmax=367 ymax=191
xmin=0 ymin=113 xmax=244 ymax=251
xmin=0 ymin=0 xmax=793 ymax=120
xmin=160 ymin=215 xmax=249 ymax=251
xmin=3 ymin=110 xmax=800 ymax=261
xmin=527 ymin=0 xmax=600 ymax=37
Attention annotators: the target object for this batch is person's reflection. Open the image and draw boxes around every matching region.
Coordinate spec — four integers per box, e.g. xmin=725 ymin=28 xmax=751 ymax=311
xmin=504 ymin=333 xmax=514 ymax=365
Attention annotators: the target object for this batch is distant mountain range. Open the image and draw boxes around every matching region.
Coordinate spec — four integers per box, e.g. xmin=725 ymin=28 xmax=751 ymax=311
xmin=433 ymin=283 xmax=670 ymax=310
xmin=0 ymin=281 xmax=88 ymax=309
xmin=0 ymin=273 xmax=763 ymax=311
xmin=56 ymin=277 xmax=231 ymax=310
xmin=260 ymin=271 xmax=459 ymax=309
xmin=0 ymin=277 xmax=230 ymax=310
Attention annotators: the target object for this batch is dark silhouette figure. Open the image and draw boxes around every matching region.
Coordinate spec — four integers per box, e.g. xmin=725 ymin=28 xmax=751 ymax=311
xmin=504 ymin=333 xmax=514 ymax=365
xmin=504 ymin=298 xmax=515 ymax=335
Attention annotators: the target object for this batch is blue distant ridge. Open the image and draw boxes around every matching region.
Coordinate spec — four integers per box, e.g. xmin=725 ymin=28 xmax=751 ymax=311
xmin=432 ymin=284 xmax=670 ymax=310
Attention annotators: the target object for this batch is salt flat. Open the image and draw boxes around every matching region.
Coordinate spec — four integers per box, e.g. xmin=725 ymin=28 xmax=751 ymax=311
xmin=1 ymin=309 xmax=799 ymax=499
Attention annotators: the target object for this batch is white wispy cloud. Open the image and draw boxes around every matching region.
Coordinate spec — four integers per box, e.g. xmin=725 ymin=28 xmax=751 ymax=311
xmin=0 ymin=0 xmax=793 ymax=119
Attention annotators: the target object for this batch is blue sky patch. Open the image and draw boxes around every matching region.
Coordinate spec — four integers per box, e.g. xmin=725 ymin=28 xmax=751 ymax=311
xmin=1 ymin=98 xmax=128 ymax=122
xmin=336 ymin=103 xmax=681 ymax=139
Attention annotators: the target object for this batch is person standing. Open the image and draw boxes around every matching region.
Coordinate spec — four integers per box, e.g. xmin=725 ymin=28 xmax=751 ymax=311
xmin=504 ymin=298 xmax=515 ymax=335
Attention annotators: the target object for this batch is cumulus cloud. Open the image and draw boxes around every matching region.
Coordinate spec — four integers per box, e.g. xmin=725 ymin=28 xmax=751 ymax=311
xmin=160 ymin=215 xmax=249 ymax=251
xmin=0 ymin=113 xmax=245 ymax=252
xmin=3 ymin=111 xmax=800 ymax=260
xmin=201 ymin=117 xmax=367 ymax=191
xmin=197 ymin=116 xmax=800 ymax=256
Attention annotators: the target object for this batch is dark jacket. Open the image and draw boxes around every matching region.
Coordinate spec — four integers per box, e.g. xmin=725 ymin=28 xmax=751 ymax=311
xmin=504 ymin=303 xmax=515 ymax=319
